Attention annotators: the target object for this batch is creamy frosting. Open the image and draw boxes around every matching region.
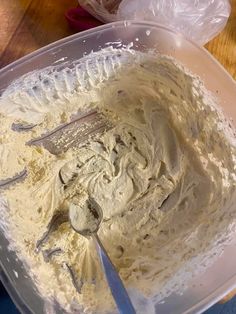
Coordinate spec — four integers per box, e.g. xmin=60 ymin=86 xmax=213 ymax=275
xmin=0 ymin=49 xmax=235 ymax=313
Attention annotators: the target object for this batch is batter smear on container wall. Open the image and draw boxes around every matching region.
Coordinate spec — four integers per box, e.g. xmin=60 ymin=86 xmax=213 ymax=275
xmin=0 ymin=48 xmax=235 ymax=313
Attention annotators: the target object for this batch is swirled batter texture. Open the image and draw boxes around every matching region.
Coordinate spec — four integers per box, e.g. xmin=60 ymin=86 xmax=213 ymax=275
xmin=0 ymin=50 xmax=235 ymax=313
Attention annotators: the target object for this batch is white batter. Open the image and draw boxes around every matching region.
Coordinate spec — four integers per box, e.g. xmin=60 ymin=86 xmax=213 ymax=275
xmin=0 ymin=49 xmax=235 ymax=313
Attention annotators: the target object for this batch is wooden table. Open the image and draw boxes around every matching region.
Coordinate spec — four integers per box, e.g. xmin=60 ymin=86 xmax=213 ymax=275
xmin=0 ymin=0 xmax=78 ymax=68
xmin=0 ymin=0 xmax=236 ymax=304
xmin=205 ymin=1 xmax=236 ymax=80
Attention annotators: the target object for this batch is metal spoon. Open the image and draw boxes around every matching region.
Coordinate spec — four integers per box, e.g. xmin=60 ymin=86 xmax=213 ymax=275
xmin=69 ymin=195 xmax=136 ymax=314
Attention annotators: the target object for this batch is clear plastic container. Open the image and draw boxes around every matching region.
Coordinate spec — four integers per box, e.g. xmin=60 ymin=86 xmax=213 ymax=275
xmin=0 ymin=21 xmax=236 ymax=314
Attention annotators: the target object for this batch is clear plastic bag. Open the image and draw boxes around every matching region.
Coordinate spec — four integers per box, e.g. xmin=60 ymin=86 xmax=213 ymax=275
xmin=78 ymin=0 xmax=231 ymax=45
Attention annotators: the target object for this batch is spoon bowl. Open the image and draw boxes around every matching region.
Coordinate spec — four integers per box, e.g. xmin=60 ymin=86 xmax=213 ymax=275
xmin=69 ymin=196 xmax=103 ymax=236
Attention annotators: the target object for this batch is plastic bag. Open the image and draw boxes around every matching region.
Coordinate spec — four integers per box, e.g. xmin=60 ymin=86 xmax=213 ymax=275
xmin=78 ymin=0 xmax=231 ymax=45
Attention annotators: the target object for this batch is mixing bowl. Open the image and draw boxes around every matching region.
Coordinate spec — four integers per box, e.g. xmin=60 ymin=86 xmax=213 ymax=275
xmin=0 ymin=21 xmax=236 ymax=314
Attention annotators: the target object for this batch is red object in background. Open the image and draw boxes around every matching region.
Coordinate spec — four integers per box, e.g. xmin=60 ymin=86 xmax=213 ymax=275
xmin=65 ymin=6 xmax=103 ymax=32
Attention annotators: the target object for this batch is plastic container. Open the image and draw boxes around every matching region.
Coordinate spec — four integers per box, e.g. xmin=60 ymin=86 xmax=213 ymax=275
xmin=0 ymin=21 xmax=236 ymax=314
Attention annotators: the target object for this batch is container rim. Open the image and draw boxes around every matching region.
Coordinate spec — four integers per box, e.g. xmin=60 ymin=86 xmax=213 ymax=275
xmin=0 ymin=20 xmax=235 ymax=87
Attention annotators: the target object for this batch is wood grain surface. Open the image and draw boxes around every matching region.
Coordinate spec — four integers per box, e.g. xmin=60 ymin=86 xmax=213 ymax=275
xmin=0 ymin=0 xmax=77 ymax=67
xmin=0 ymin=0 xmax=236 ymax=304
xmin=205 ymin=1 xmax=236 ymax=80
